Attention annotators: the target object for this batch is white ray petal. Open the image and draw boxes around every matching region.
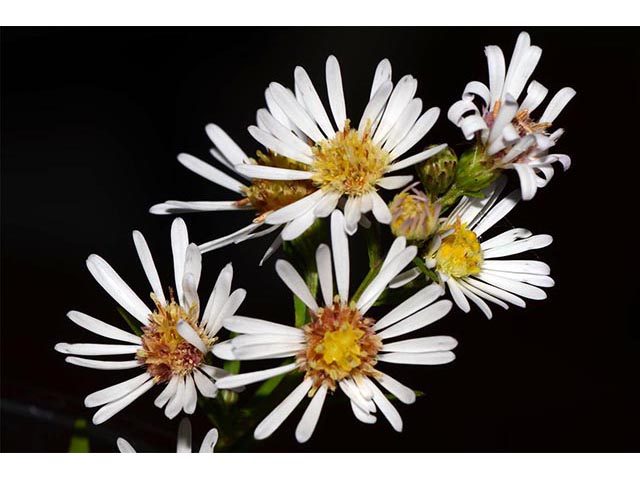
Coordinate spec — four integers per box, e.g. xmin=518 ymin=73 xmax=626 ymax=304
xmin=376 ymin=175 xmax=413 ymax=190
xmin=520 ymin=80 xmax=548 ymax=113
xmin=358 ymin=80 xmax=393 ymax=134
xmin=183 ymin=374 xmax=198 ymax=415
xmin=351 ymin=400 xmax=377 ymax=424
xmin=458 ymin=278 xmax=509 ymax=311
xmin=92 ymin=379 xmax=154 ymax=425
xmin=150 ymin=200 xmax=249 ymax=215
xmin=313 ymin=190 xmax=341 ymax=218
xmin=256 ymin=108 xmax=314 ymax=156
xmin=170 ymin=218 xmax=189 ymax=306
xmin=363 ymin=377 xmax=402 ymax=432
xmin=482 ymin=234 xmax=553 ymax=259
xmin=55 ymin=343 xmax=139 ymax=356
xmin=488 ymin=93 xmax=519 ymax=145
xmin=343 ymin=196 xmax=361 ymax=235
xmin=370 ymin=58 xmax=392 ymax=99
xmin=86 ymin=255 xmax=151 ymax=325
xmin=475 ymin=272 xmax=547 ymax=300
xmin=269 ymin=83 xmax=325 ymax=143
xmin=199 ymin=223 xmax=260 ymax=254
xmin=281 ymin=209 xmax=316 ymax=242
xmin=382 ymin=335 xmax=457 ymax=353
xmin=375 ymin=371 xmax=416 ymax=404
xmin=389 ymin=107 xmax=440 ymax=159
xmin=326 ymin=55 xmax=346 ymax=130
xmin=458 ymin=282 xmax=493 ymax=319
xmin=472 ymin=190 xmax=521 ymax=237
xmin=373 ymin=75 xmax=418 ymax=143
xmin=295 ymin=384 xmax=327 ymax=443
xmin=177 ymin=153 xmax=244 ymax=194
xmin=176 ymin=320 xmax=208 ymax=354
xmin=154 ymin=375 xmax=179 ymax=408
xmin=331 ymin=211 xmax=350 ymax=303
xmin=117 ymin=438 xmax=136 ymax=453
xmin=65 ymin=357 xmax=141 ymax=370
xmin=132 ymin=230 xmax=166 ymax=304
xmin=481 ymin=259 xmax=550 ymax=275
xmin=199 ymin=429 xmax=219 ymax=453
xmin=176 ymin=418 xmax=192 ymax=453
xmin=480 ymin=228 xmax=532 ymax=250
xmin=370 ymin=191 xmax=392 ymax=224
xmin=264 ymin=190 xmax=324 ymax=226
xmin=216 ymin=363 xmax=298 ymax=390
xmin=383 ymin=98 xmax=423 ymax=151
xmin=204 ymin=123 xmax=248 ymax=166
xmin=463 ymin=80 xmax=491 ymax=105
xmin=201 ymin=263 xmax=233 ymax=331
xmin=388 ymin=267 xmax=421 ymax=289
xmin=447 ymin=278 xmax=471 ymax=312
xmin=512 ymin=163 xmax=539 ymax=201
xmin=276 ymin=259 xmax=319 ymax=312
xmin=377 ymin=300 xmax=452 ymax=340
xmin=387 ymin=144 xmax=447 ymax=172
xmin=231 ymin=333 xmax=305 ymax=348
xmin=260 ymin=233 xmax=284 ymax=266
xmin=165 ymin=375 xmax=186 ymax=419
xmin=381 ymin=236 xmax=407 ymax=270
xmin=539 ymin=87 xmax=576 ymax=123
xmin=339 ymin=378 xmax=374 ymax=414
xmin=237 ymin=162 xmax=314 ymax=181
xmin=254 ymin=378 xmax=313 ymax=440
xmin=487 ymin=270 xmax=554 ymax=287
xmin=464 ymin=277 xmax=526 ymax=308
xmin=193 ymin=368 xmax=218 ymax=398
xmin=84 ymin=372 xmax=152 ymax=408
xmin=378 ymin=351 xmax=456 ymax=365
xmin=316 ymin=244 xmax=334 ymax=306
xmin=66 ymin=311 xmax=141 ymax=344
xmin=295 ymin=66 xmax=334 ymax=138
xmin=223 ymin=316 xmax=304 ymax=337
xmin=485 ymin=45 xmax=506 ymax=104
xmin=227 ymin=343 xmax=302 ymax=361
xmin=205 ymin=288 xmax=246 ymax=337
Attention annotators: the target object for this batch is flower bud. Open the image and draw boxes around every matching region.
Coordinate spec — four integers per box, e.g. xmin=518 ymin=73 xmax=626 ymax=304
xmin=389 ymin=186 xmax=442 ymax=241
xmin=416 ymin=146 xmax=458 ymax=197
xmin=453 ymin=146 xmax=500 ymax=195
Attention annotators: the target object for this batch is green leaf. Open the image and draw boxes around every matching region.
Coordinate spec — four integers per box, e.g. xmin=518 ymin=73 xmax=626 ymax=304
xmin=68 ymin=418 xmax=90 ymax=453
xmin=117 ymin=307 xmax=143 ymax=337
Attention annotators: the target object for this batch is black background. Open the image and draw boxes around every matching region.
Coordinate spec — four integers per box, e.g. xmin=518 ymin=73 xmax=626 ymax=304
xmin=2 ymin=27 xmax=639 ymax=452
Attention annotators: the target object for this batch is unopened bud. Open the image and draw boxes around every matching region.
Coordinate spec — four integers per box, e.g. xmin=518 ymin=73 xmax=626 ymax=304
xmin=416 ymin=146 xmax=458 ymax=197
xmin=389 ymin=186 xmax=442 ymax=241
xmin=454 ymin=146 xmax=499 ymax=194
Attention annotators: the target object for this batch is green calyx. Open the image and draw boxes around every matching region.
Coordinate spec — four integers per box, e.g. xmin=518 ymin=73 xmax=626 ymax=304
xmin=416 ymin=146 xmax=458 ymax=198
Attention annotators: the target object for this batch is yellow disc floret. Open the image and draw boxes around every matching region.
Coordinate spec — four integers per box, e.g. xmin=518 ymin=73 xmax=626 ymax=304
xmin=434 ymin=219 xmax=483 ymax=278
xmin=311 ymin=121 xmax=390 ymax=197
xmin=137 ymin=291 xmax=214 ymax=383
xmin=298 ymin=301 xmax=381 ymax=392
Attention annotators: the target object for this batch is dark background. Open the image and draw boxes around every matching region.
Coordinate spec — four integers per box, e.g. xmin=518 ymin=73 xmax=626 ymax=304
xmin=2 ymin=27 xmax=639 ymax=452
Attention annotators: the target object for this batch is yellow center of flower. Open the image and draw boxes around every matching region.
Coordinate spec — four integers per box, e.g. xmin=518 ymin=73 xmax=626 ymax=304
xmin=298 ymin=301 xmax=381 ymax=392
xmin=434 ymin=220 xmax=483 ymax=278
xmin=311 ymin=121 xmax=390 ymax=197
xmin=137 ymin=293 xmax=214 ymax=383
xmin=239 ymin=151 xmax=317 ymax=217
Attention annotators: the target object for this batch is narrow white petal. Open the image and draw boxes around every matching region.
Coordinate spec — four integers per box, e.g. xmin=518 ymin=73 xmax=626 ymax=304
xmin=520 ymin=80 xmax=548 ymax=113
xmin=472 ymin=190 xmax=521 ymax=237
xmin=198 ymin=223 xmax=260 ymax=254
xmin=92 ymin=379 xmax=154 ymax=424
xmin=176 ymin=418 xmax=192 ymax=453
xmin=377 ymin=300 xmax=452 ymax=340
xmin=373 ymin=75 xmax=418 ymax=143
xmin=458 ymin=278 xmax=509 ymax=310
xmin=171 ymin=218 xmax=189 ymax=306
xmin=183 ymin=243 xmax=202 ymax=293
xmin=480 ymin=228 xmax=532 ymax=250
xmin=458 ymin=282 xmax=493 ymax=319
xmin=150 ymin=200 xmax=249 ymax=215
xmin=248 ymin=125 xmax=314 ymax=166
xmin=176 ymin=320 xmax=207 ymax=354
xmin=66 ymin=311 xmax=141 ymax=345
xmin=482 ymin=234 xmax=553 ymax=259
xmin=378 ymin=351 xmax=456 ymax=365
xmin=237 ymin=162 xmax=314 ymax=181
xmin=370 ymin=191 xmax=392 ymax=224
xmin=86 ymin=255 xmax=151 ymax=325
xmin=154 ymin=376 xmax=179 ymax=408
xmin=205 ymin=288 xmax=246 ymax=337
xmin=512 ymin=163 xmax=539 ymax=201
xmin=488 ymin=270 xmax=554 ymax=287
xmin=485 ymin=45 xmax=506 ymax=104
xmin=383 ymin=98 xmax=423 ymax=151
xmin=269 ymin=83 xmax=325 ymax=143
xmin=199 ymin=429 xmax=219 ymax=453
xmin=387 ymin=144 xmax=447 ymax=172
xmin=463 ymin=80 xmax=491 ymax=105
xmin=370 ymin=58 xmax=392 ymax=99
xmin=276 ymin=259 xmax=319 ymax=312
xmin=165 ymin=376 xmax=186 ymax=419
xmin=358 ymin=80 xmax=393 ymax=134
xmin=351 ymin=400 xmax=377 ymax=424
xmin=260 ymin=232 xmax=284 ymax=266
xmin=475 ymin=272 xmax=547 ymax=300
xmin=216 ymin=363 xmax=298 ymax=390
xmin=376 ymin=175 xmax=413 ymax=190
xmin=375 ymin=371 xmax=416 ymax=404
xmin=313 ymin=191 xmax=341 ymax=218
xmin=295 ymin=384 xmax=327 ymax=443
xmin=363 ymin=377 xmax=402 ymax=432
xmin=316 ymin=244 xmax=334 ymax=306
xmin=204 ymin=123 xmax=248 ymax=166
xmin=227 ymin=343 xmax=302 ymax=361
xmin=343 ymin=196 xmax=361 ymax=235
xmin=295 ymin=66 xmax=334 ymax=138
xmin=55 ymin=343 xmax=139 ymax=356
xmin=117 ymin=438 xmax=136 ymax=453
xmin=326 ymin=55 xmax=346 ymax=130
xmin=381 ymin=236 xmax=406 ymax=270
xmin=254 ymin=378 xmax=313 ymax=440
xmin=85 ymin=372 xmax=152 ymax=408
xmin=132 ymin=231 xmax=166 ymax=304
xmin=447 ymin=278 xmax=471 ymax=312
xmin=339 ymin=378 xmax=374 ymax=413
xmin=201 ymin=263 xmax=233 ymax=331
xmin=281 ymin=210 xmax=316 ymax=242
xmin=464 ymin=277 xmax=526 ymax=308
xmin=389 ymin=107 xmax=440 ymax=159
xmin=255 ymin=108 xmax=314 ymax=156
xmin=539 ymin=87 xmax=576 ymax=123
xmin=331 ymin=211 xmax=350 ymax=303
xmin=193 ymin=368 xmax=218 ymax=398
xmin=231 ymin=334 xmax=305 ymax=348
xmin=388 ymin=267 xmax=421 ymax=289
xmin=382 ymin=336 xmax=457 ymax=353
xmin=264 ymin=190 xmax=324 ymax=226
xmin=65 ymin=357 xmax=141 ymax=370
xmin=183 ymin=374 xmax=198 ymax=415
xmin=223 ymin=315 xmax=303 ymax=337
xmin=481 ymin=259 xmax=550 ymax=275
xmin=488 ymin=93 xmax=519 ymax=145
xmin=177 ymin=153 xmax=244 ymax=194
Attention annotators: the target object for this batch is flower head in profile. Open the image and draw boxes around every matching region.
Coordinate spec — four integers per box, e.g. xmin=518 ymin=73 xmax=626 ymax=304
xmin=448 ymin=31 xmax=576 ymax=200
xmin=56 ymin=218 xmax=245 ymax=424
xmin=117 ymin=417 xmax=218 ymax=453
xmin=395 ymin=179 xmax=554 ymax=318
xmin=239 ymin=55 xmax=446 ymax=238
xmin=212 ymin=211 xmax=455 ymax=443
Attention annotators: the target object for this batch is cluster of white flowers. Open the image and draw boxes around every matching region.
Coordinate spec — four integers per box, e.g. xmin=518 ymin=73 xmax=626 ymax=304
xmin=57 ymin=31 xmax=574 ymax=451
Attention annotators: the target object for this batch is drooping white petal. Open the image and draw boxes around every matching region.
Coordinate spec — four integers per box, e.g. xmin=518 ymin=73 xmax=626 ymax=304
xmin=183 ymin=374 xmax=198 ymax=415
xmin=199 ymin=223 xmax=261 ymax=254
xmin=375 ymin=371 xmax=416 ymax=404
xmin=457 ymin=282 xmax=494 ymax=319
xmin=86 ymin=255 xmax=151 ymax=325
xmin=339 ymin=378 xmax=374 ymax=414
xmin=463 ymin=80 xmax=491 ymax=105
xmin=204 ymin=123 xmax=248 ymax=166
xmin=331 ymin=211 xmax=350 ymax=303
xmin=376 ymin=175 xmax=413 ymax=190
xmin=216 ymin=363 xmax=298 ymax=390
xmin=512 ymin=163 xmax=539 ymax=201
xmin=316 ymin=244 xmax=334 ymax=306
xmin=458 ymin=278 xmax=509 ymax=310
xmin=464 ymin=277 xmax=526 ymax=308
xmin=254 ymin=378 xmax=313 ymax=440
xmin=171 ymin=218 xmax=189 ymax=306
xmin=276 ymin=259 xmax=319 ymax=312
xmin=66 ymin=311 xmax=141 ymax=344
xmin=55 ymin=343 xmax=140 ymax=356
xmin=326 ymin=55 xmax=347 ymax=130
xmin=295 ymin=384 xmax=328 ymax=443
xmin=377 ymin=300 xmax=452 ymax=340
xmin=485 ymin=45 xmax=506 ymax=104
xmin=264 ymin=190 xmax=324 ymax=226
xmin=177 ymin=153 xmax=245 ymax=194
xmin=154 ymin=375 xmax=179 ymax=408
xmin=193 ymin=368 xmax=218 ymax=398
xmin=370 ymin=191 xmax=392 ymax=224
xmin=92 ymin=379 xmax=154 ymax=425
xmin=65 ymin=357 xmax=141 ymax=370
xmin=363 ymin=377 xmax=402 ymax=432
xmin=165 ymin=376 xmax=186 ymax=419
xmin=176 ymin=320 xmax=207 ymax=354
xmin=370 ymin=58 xmax=392 ymax=99
xmin=281 ymin=209 xmax=316 ymax=242
xmin=447 ymin=278 xmax=471 ymax=313
xmin=84 ymin=372 xmax=152 ymax=408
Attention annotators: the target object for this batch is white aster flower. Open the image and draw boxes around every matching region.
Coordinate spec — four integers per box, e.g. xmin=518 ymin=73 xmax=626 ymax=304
xmin=396 ymin=179 xmax=554 ymax=319
xmin=447 ymin=31 xmax=576 ymax=200
xmin=240 ymin=55 xmax=446 ymax=238
xmin=212 ymin=211 xmax=455 ymax=443
xmin=56 ymin=218 xmax=245 ymax=424
xmin=117 ymin=418 xmax=218 ymax=453
xmin=150 ymin=125 xmax=318 ymax=264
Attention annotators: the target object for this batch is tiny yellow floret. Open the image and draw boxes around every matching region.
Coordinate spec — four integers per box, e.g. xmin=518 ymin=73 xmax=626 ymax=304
xmin=434 ymin=220 xmax=483 ymax=278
